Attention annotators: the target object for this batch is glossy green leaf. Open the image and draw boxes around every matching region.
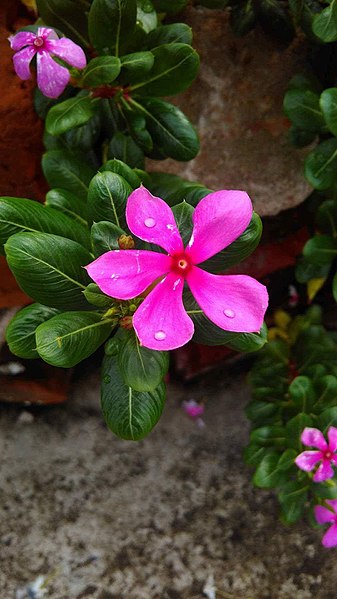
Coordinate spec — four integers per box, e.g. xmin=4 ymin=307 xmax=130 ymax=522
xmin=145 ymin=23 xmax=192 ymax=48
xmin=243 ymin=444 xmax=270 ymax=467
xmin=131 ymin=43 xmax=199 ymax=96
xmin=288 ymin=376 xmax=316 ymax=412
xmin=313 ymin=482 xmax=337 ymax=499
xmin=119 ymin=51 xmax=154 ymax=83
xmin=320 ymin=88 xmax=337 ymax=136
xmin=256 ymin=0 xmax=295 ymax=44
xmin=314 ymin=375 xmax=337 ymax=409
xmin=46 ymin=95 xmax=95 ymax=136
xmin=303 ymin=235 xmax=337 ymax=265
xmin=305 ymin=139 xmax=337 ymax=190
xmin=317 ymin=407 xmax=337 ymax=432
xmin=99 ymin=159 xmax=141 ymax=189
xmin=45 ymin=188 xmax=88 ymax=226
xmin=151 ymin=0 xmax=187 ymax=13
xmin=108 ymin=131 xmax=145 ymax=168
xmin=148 ymin=172 xmax=210 ymax=206
xmin=172 ymin=202 xmax=193 ymax=246
xmin=82 ymin=56 xmax=121 ymax=86
xmin=295 ymin=256 xmax=331 ymax=283
xmin=91 ymin=221 xmax=125 ymax=256
xmin=316 ymin=199 xmax=337 ymax=236
xmin=101 ymin=354 xmax=166 ymax=440
xmin=277 ymin=449 xmax=297 ymax=472
xmin=0 ymin=196 xmax=90 ymax=253
xmin=288 ymin=125 xmax=317 ymax=148
xmin=42 ymin=150 xmax=95 ymax=201
xmin=250 ymin=426 xmax=286 ymax=448
xmin=245 ymin=399 xmax=279 ymax=423
xmin=64 ymin=111 xmax=102 ymax=152
xmin=278 ymin=481 xmax=308 ymax=524
xmin=83 ymin=283 xmax=114 ymax=308
xmin=312 ymin=0 xmax=337 ymax=42
xmin=87 ymin=171 xmax=132 ymax=229
xmin=253 ymin=451 xmax=284 ymax=488
xmin=123 ymin=111 xmax=153 ymax=153
xmin=6 ymin=303 xmax=59 ymax=359
xmin=118 ymin=330 xmax=169 ymax=391
xmin=36 ymin=0 xmax=90 ymax=46
xmin=286 ymin=413 xmax=313 ymax=450
xmin=36 ymin=312 xmax=113 ymax=367
xmin=136 ymin=0 xmax=157 ymax=33
xmin=5 ymin=232 xmax=92 ymax=310
xmin=283 ymin=89 xmax=325 ymax=132
xmin=134 ymin=98 xmax=199 ymax=161
xmin=88 ymin=0 xmax=137 ymax=55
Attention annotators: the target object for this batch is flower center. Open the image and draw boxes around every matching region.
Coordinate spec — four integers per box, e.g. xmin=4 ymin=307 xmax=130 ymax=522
xmin=33 ymin=37 xmax=45 ymax=48
xmin=325 ymin=451 xmax=332 ymax=460
xmin=171 ymin=254 xmax=192 ymax=276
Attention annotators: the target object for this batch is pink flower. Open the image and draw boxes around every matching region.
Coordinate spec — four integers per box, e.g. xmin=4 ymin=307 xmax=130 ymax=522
xmin=183 ymin=400 xmax=205 ymax=419
xmin=295 ymin=427 xmax=337 ymax=482
xmin=315 ymin=500 xmax=337 ymax=548
xmin=86 ymin=187 xmax=268 ymax=351
xmin=9 ymin=27 xmax=86 ymax=98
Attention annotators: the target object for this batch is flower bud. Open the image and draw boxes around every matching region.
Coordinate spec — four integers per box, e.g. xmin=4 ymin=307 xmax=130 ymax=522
xmin=118 ymin=234 xmax=135 ymax=250
xmin=119 ymin=315 xmax=133 ymax=330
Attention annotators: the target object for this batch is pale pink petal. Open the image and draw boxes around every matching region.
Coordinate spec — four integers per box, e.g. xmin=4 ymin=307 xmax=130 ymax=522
xmin=327 ymin=499 xmax=337 ymax=512
xmin=38 ymin=27 xmax=59 ymax=40
xmin=133 ymin=272 xmax=194 ymax=350
xmin=126 ymin=187 xmax=184 ymax=255
xmin=85 ymin=250 xmax=170 ymax=300
xmin=331 ymin=455 xmax=337 ymax=466
xmin=36 ymin=51 xmax=70 ymax=98
xmin=321 ymin=523 xmax=337 ymax=548
xmin=301 ymin=427 xmax=328 ymax=450
xmin=314 ymin=505 xmax=336 ymax=525
xmin=328 ymin=426 xmax=337 ymax=452
xmin=186 ymin=190 xmax=253 ymax=264
xmin=12 ymin=45 xmax=36 ymax=80
xmin=186 ymin=268 xmax=268 ymax=333
xmin=313 ymin=459 xmax=334 ymax=482
xmin=47 ymin=38 xmax=87 ymax=69
xmin=295 ymin=451 xmax=322 ymax=472
xmin=9 ymin=31 xmax=35 ymax=51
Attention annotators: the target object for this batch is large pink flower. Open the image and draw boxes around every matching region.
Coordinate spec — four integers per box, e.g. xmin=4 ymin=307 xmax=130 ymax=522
xmin=295 ymin=426 xmax=337 ymax=482
xmin=315 ymin=500 xmax=337 ymax=548
xmin=86 ymin=187 xmax=268 ymax=350
xmin=9 ymin=27 xmax=86 ymax=98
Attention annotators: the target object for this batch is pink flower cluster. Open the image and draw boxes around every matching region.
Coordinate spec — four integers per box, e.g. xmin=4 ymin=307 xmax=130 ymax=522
xmin=9 ymin=27 xmax=86 ymax=98
xmin=86 ymin=187 xmax=268 ymax=351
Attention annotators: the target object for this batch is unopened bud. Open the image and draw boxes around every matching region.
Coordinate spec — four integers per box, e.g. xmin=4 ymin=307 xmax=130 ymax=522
xmin=119 ymin=315 xmax=133 ymax=330
xmin=118 ymin=234 xmax=135 ymax=250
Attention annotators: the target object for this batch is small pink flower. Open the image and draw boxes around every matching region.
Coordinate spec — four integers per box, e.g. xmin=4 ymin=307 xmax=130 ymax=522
xmin=86 ymin=187 xmax=268 ymax=351
xmin=315 ymin=500 xmax=337 ymax=548
xmin=295 ymin=427 xmax=337 ymax=482
xmin=9 ymin=27 xmax=86 ymax=98
xmin=183 ymin=400 xmax=205 ymax=419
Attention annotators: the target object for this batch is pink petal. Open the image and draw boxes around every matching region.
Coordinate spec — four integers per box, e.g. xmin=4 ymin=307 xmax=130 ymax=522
xmin=326 ymin=499 xmax=337 ymax=512
xmin=295 ymin=450 xmax=322 ymax=472
xmin=313 ymin=459 xmax=334 ymax=482
xmin=301 ymin=427 xmax=328 ymax=450
xmin=9 ymin=31 xmax=35 ymax=51
xmin=85 ymin=249 xmax=171 ymax=300
xmin=331 ymin=455 xmax=337 ymax=466
xmin=186 ymin=268 xmax=268 ymax=333
xmin=186 ymin=190 xmax=253 ymax=264
xmin=321 ymin=523 xmax=337 ymax=548
xmin=47 ymin=38 xmax=87 ymax=69
xmin=328 ymin=426 xmax=337 ymax=452
xmin=133 ymin=272 xmax=194 ymax=350
xmin=126 ymin=187 xmax=184 ymax=255
xmin=314 ymin=505 xmax=336 ymax=525
xmin=36 ymin=51 xmax=70 ymax=98
xmin=38 ymin=27 xmax=59 ymax=41
xmin=12 ymin=45 xmax=36 ymax=80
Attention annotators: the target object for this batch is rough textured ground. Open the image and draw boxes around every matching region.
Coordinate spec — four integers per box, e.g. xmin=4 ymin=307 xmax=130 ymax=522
xmin=0 ymin=367 xmax=336 ymax=599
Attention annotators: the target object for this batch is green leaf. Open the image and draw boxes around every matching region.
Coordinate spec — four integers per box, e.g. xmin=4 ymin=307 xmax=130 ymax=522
xmin=145 ymin=23 xmax=192 ymax=48
xmin=320 ymin=88 xmax=337 ymax=136
xmin=277 ymin=449 xmax=297 ymax=472
xmin=250 ymin=426 xmax=286 ymax=448
xmin=313 ymin=482 xmax=337 ymax=499
xmin=245 ymin=399 xmax=279 ymax=423
xmin=134 ymin=98 xmax=199 ymax=161
xmin=278 ymin=481 xmax=308 ymax=524
xmin=253 ymin=451 xmax=284 ymax=488
xmin=333 ymin=271 xmax=337 ymax=302
xmin=148 ymin=172 xmax=210 ymax=206
xmin=131 ymin=43 xmax=199 ymax=96
xmin=313 ymin=0 xmax=337 ymax=42
xmin=136 ymin=0 xmax=157 ymax=33
xmin=305 ymin=138 xmax=337 ymax=190
xmin=99 ymin=159 xmax=141 ymax=189
xmin=108 ymin=131 xmax=145 ymax=168
xmin=46 ymin=95 xmax=95 ymax=136
xmin=172 ymin=202 xmax=193 ymax=246
xmin=5 ymin=232 xmax=92 ymax=310
xmin=317 ymin=407 xmax=337 ymax=432
xmin=118 ymin=330 xmax=169 ymax=391
xmin=87 ymin=171 xmax=132 ymax=228
xmin=314 ymin=375 xmax=337 ymax=409
xmin=256 ymin=0 xmax=295 ymax=44
xmin=119 ymin=51 xmax=154 ymax=83
xmin=288 ymin=126 xmax=317 ymax=148
xmin=64 ymin=111 xmax=102 ymax=152
xmin=200 ymin=213 xmax=262 ymax=273
xmin=283 ymin=89 xmax=325 ymax=132
xmin=295 ymin=256 xmax=331 ymax=283
xmin=88 ymin=0 xmax=137 ymax=55
xmin=36 ymin=0 xmax=90 ymax=46
xmin=91 ymin=221 xmax=125 ymax=256
xmin=303 ymin=235 xmax=337 ymax=265
xmin=286 ymin=413 xmax=313 ymax=450
xmin=230 ymin=0 xmax=256 ymax=36
xmin=151 ymin=0 xmax=187 ymax=14
xmin=82 ymin=56 xmax=121 ymax=86
xmin=243 ymin=444 xmax=270 ymax=467
xmin=36 ymin=312 xmax=112 ymax=367
xmin=316 ymin=199 xmax=337 ymax=236
xmin=45 ymin=188 xmax=88 ymax=226
xmin=6 ymin=303 xmax=59 ymax=359
xmin=101 ymin=354 xmax=166 ymax=440
xmin=288 ymin=376 xmax=316 ymax=412
xmin=83 ymin=283 xmax=114 ymax=308
xmin=42 ymin=150 xmax=95 ymax=201
xmin=0 ymin=197 xmax=91 ymax=254
xmin=123 ymin=111 xmax=153 ymax=153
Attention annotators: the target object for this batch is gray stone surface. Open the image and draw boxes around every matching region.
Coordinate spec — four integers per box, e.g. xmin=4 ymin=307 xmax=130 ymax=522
xmin=0 ymin=369 xmax=335 ymax=598
xmin=147 ymin=7 xmax=311 ymax=217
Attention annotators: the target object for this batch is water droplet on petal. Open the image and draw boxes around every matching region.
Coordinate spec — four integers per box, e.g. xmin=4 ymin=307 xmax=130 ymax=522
xmin=144 ymin=217 xmax=156 ymax=228
xmin=224 ymin=309 xmax=235 ymax=318
xmin=154 ymin=330 xmax=166 ymax=341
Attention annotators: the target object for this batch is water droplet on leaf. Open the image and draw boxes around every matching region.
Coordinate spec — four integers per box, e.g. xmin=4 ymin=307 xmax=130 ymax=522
xmin=103 ymin=375 xmax=111 ymax=384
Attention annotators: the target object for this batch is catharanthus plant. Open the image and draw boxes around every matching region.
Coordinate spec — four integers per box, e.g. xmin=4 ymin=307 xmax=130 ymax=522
xmin=9 ymin=27 xmax=86 ymax=98
xmin=315 ymin=500 xmax=337 ymax=548
xmin=295 ymin=426 xmax=337 ymax=482
xmin=86 ymin=187 xmax=268 ymax=351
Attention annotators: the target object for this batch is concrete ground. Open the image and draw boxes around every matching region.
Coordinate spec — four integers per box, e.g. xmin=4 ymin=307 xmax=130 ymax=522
xmin=0 ymin=365 xmax=336 ymax=599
